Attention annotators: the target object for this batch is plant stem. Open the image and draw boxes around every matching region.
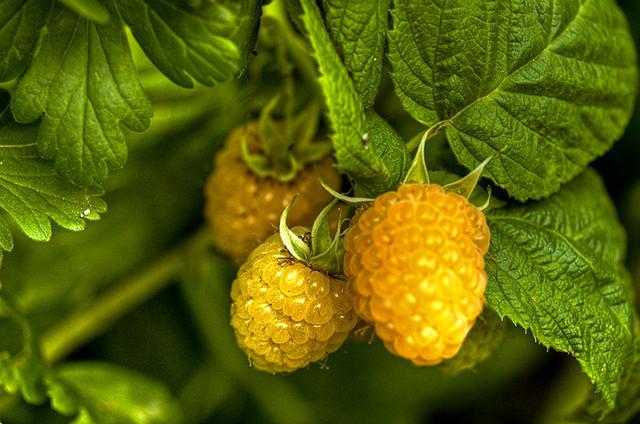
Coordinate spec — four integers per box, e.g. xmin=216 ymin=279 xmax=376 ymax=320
xmin=40 ymin=227 xmax=211 ymax=365
xmin=264 ymin=0 xmax=321 ymax=97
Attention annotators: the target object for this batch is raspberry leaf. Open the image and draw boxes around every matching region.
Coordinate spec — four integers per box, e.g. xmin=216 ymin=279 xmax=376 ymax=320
xmin=388 ymin=0 xmax=638 ymax=201
xmin=46 ymin=362 xmax=183 ymax=423
xmin=323 ymin=0 xmax=390 ymax=108
xmin=0 ymin=105 xmax=105 ymax=260
xmin=299 ymin=0 xmax=409 ymax=197
xmin=10 ymin=1 xmax=152 ymax=186
xmin=117 ymin=0 xmax=240 ymax=88
xmin=485 ymin=169 xmax=633 ymax=409
xmin=0 ymin=0 xmax=50 ymax=82
xmin=571 ymin=319 xmax=640 ymax=422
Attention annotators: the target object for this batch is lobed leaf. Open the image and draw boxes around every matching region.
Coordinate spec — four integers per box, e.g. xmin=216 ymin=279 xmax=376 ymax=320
xmin=485 ymin=169 xmax=633 ymax=408
xmin=323 ymin=0 xmax=390 ymax=108
xmin=299 ymin=0 xmax=408 ymax=196
xmin=388 ymin=0 xmax=638 ymax=201
xmin=0 ymin=0 xmax=50 ymax=82
xmin=117 ymin=0 xmax=240 ymax=88
xmin=11 ymin=1 xmax=152 ymax=186
xmin=0 ymin=110 xmax=105 ymax=256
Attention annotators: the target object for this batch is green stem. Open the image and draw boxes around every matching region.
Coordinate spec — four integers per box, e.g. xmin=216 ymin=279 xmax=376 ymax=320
xmin=264 ymin=0 xmax=321 ymax=97
xmin=40 ymin=227 xmax=211 ymax=365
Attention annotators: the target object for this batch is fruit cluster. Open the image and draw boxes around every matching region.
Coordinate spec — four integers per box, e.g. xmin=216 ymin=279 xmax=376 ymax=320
xmin=207 ymin=123 xmax=491 ymax=373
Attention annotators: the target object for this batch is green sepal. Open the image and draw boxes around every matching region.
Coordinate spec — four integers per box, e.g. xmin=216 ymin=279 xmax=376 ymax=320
xmin=279 ymin=197 xmax=346 ymax=275
xmin=319 ymin=177 xmax=373 ymax=205
xmin=279 ymin=197 xmax=311 ymax=262
xmin=403 ymin=126 xmax=434 ymax=185
xmin=308 ymin=199 xmax=346 ymax=275
xmin=242 ymin=90 xmax=329 ymax=182
xmin=443 ymin=155 xmax=492 ymax=199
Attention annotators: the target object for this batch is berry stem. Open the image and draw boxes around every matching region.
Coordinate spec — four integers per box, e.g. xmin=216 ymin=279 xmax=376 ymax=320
xmin=40 ymin=227 xmax=211 ymax=365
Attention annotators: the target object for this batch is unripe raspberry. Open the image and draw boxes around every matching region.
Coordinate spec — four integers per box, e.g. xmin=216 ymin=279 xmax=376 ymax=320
xmin=343 ymin=183 xmax=490 ymax=365
xmin=231 ymin=233 xmax=358 ymax=373
xmin=204 ymin=122 xmax=340 ymax=263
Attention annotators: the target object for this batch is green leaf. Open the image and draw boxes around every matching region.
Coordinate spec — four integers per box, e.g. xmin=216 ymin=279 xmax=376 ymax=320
xmin=117 ymin=0 xmax=240 ymax=88
xmin=485 ymin=169 xmax=633 ymax=408
xmin=218 ymin=0 xmax=262 ymax=74
xmin=0 ymin=296 xmax=47 ymax=405
xmin=360 ymin=111 xmax=410 ymax=195
xmin=323 ymin=0 xmax=390 ymax=108
xmin=299 ymin=0 xmax=408 ymax=196
xmin=47 ymin=362 xmax=183 ymax=424
xmin=11 ymin=1 xmax=152 ymax=186
xmin=59 ymin=0 xmax=110 ymax=24
xmin=388 ymin=0 xmax=638 ymax=201
xmin=0 ymin=0 xmax=51 ymax=82
xmin=0 ymin=110 xmax=105 ymax=250
xmin=571 ymin=319 xmax=640 ymax=422
xmin=440 ymin=309 xmax=506 ymax=375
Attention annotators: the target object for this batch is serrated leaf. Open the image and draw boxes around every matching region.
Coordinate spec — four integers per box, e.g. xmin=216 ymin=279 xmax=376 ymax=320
xmin=360 ymin=111 xmax=410 ymax=195
xmin=117 ymin=0 xmax=240 ymax=88
xmin=59 ymin=0 xmax=110 ymax=24
xmin=0 ymin=0 xmax=51 ymax=82
xmin=0 ymin=110 xmax=106 ymax=247
xmin=11 ymin=1 xmax=152 ymax=186
xmin=323 ymin=0 xmax=390 ymax=108
xmin=440 ymin=309 xmax=506 ymax=375
xmin=0 ymin=296 xmax=47 ymax=405
xmin=47 ymin=362 xmax=183 ymax=424
xmin=388 ymin=0 xmax=638 ymax=201
xmin=299 ymin=0 xmax=408 ymax=196
xmin=571 ymin=319 xmax=640 ymax=423
xmin=485 ymin=169 xmax=633 ymax=408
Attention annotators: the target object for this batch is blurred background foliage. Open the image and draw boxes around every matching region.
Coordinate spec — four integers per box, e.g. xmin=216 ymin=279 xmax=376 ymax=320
xmin=0 ymin=1 xmax=639 ymax=423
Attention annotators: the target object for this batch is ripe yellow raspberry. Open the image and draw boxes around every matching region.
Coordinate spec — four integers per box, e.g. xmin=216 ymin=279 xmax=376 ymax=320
xmin=230 ymin=232 xmax=358 ymax=373
xmin=343 ymin=183 xmax=490 ymax=365
xmin=204 ymin=122 xmax=341 ymax=263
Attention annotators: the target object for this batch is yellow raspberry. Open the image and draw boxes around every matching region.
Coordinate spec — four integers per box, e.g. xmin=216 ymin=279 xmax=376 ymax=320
xmin=343 ymin=183 xmax=490 ymax=365
xmin=204 ymin=122 xmax=341 ymax=263
xmin=230 ymin=232 xmax=358 ymax=373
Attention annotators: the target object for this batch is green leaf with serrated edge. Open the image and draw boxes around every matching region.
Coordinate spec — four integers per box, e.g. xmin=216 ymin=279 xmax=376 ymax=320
xmin=570 ymin=318 xmax=640 ymax=422
xmin=440 ymin=309 xmax=506 ymax=375
xmin=0 ymin=0 xmax=51 ymax=82
xmin=0 ymin=296 xmax=47 ymax=405
xmin=0 ymin=113 xmax=105 ymax=250
xmin=59 ymin=0 xmax=109 ymax=24
xmin=323 ymin=0 xmax=390 ymax=108
xmin=117 ymin=0 xmax=240 ymax=88
xmin=485 ymin=169 xmax=633 ymax=408
xmin=388 ymin=0 xmax=638 ymax=201
xmin=11 ymin=1 xmax=152 ymax=187
xmin=299 ymin=0 xmax=408 ymax=196
xmin=46 ymin=362 xmax=183 ymax=424
xmin=359 ymin=111 xmax=410 ymax=195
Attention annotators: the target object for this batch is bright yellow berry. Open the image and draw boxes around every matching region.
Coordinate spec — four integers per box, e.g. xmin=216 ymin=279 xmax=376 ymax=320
xmin=204 ymin=122 xmax=341 ymax=263
xmin=343 ymin=183 xmax=490 ymax=365
xmin=231 ymin=233 xmax=357 ymax=373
